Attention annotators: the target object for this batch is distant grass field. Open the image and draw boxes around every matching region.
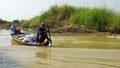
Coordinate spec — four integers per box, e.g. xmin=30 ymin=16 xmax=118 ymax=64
xmin=21 ymin=5 xmax=120 ymax=33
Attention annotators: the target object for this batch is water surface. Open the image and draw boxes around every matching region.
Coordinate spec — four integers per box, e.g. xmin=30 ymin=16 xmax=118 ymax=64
xmin=0 ymin=30 xmax=120 ymax=68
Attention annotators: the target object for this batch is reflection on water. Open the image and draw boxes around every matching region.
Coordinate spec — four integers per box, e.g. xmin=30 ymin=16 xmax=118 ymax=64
xmin=36 ymin=47 xmax=51 ymax=59
xmin=0 ymin=30 xmax=11 ymax=46
xmin=0 ymin=29 xmax=10 ymax=36
xmin=0 ymin=47 xmax=24 ymax=68
xmin=49 ymin=48 xmax=120 ymax=68
xmin=52 ymin=55 xmax=120 ymax=68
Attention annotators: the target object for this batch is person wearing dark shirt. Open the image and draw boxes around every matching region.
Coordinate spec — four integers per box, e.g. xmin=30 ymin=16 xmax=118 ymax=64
xmin=36 ymin=22 xmax=51 ymax=46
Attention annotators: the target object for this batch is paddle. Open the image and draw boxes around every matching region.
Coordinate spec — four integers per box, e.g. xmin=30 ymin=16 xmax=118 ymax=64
xmin=47 ymin=24 xmax=52 ymax=47
xmin=47 ymin=24 xmax=52 ymax=59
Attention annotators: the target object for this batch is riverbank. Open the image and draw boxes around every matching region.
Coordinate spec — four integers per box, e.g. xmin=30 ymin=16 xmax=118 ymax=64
xmin=24 ymin=28 xmax=120 ymax=36
xmin=1 ymin=23 xmax=120 ymax=37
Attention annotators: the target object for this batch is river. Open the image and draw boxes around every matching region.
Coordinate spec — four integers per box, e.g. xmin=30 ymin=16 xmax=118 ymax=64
xmin=0 ymin=29 xmax=120 ymax=68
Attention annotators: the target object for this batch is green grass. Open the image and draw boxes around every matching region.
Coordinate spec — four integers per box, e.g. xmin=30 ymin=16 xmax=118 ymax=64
xmin=21 ymin=5 xmax=120 ymax=33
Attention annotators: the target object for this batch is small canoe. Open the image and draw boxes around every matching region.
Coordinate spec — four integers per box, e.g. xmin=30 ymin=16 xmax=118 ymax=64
xmin=12 ymin=35 xmax=41 ymax=46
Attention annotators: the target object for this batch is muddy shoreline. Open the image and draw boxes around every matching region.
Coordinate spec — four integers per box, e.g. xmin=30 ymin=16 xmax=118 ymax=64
xmin=24 ymin=28 xmax=120 ymax=36
xmin=0 ymin=24 xmax=120 ymax=36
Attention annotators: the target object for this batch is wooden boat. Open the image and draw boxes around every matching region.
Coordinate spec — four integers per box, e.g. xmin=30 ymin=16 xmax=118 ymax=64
xmin=11 ymin=30 xmax=50 ymax=46
xmin=12 ymin=34 xmax=41 ymax=46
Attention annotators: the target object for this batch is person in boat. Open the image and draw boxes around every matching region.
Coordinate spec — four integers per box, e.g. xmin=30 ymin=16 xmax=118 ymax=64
xmin=11 ymin=24 xmax=21 ymax=35
xmin=15 ymin=26 xmax=21 ymax=34
xmin=36 ymin=22 xmax=51 ymax=46
xmin=11 ymin=24 xmax=16 ymax=35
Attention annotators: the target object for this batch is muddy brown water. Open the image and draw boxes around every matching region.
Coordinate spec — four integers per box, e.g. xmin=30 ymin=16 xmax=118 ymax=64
xmin=0 ymin=29 xmax=120 ymax=68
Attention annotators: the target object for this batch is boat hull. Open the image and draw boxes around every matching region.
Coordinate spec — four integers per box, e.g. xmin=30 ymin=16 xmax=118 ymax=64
xmin=12 ymin=35 xmax=41 ymax=46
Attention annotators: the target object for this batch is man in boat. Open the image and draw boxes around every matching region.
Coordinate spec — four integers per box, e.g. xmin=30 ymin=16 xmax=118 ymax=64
xmin=36 ymin=22 xmax=51 ymax=46
xmin=11 ymin=24 xmax=22 ymax=35
xmin=15 ymin=26 xmax=21 ymax=34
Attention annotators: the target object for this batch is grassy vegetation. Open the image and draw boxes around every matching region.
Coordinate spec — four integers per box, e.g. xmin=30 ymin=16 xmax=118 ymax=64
xmin=21 ymin=5 xmax=120 ymax=33
xmin=108 ymin=15 xmax=120 ymax=33
xmin=69 ymin=8 xmax=114 ymax=31
xmin=21 ymin=16 xmax=40 ymax=28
